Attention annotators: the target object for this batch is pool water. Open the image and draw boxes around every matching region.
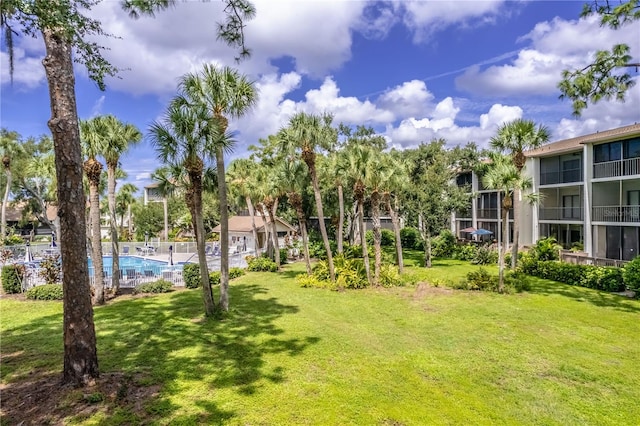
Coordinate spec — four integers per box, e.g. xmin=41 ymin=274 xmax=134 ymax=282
xmin=88 ymin=255 xmax=174 ymax=277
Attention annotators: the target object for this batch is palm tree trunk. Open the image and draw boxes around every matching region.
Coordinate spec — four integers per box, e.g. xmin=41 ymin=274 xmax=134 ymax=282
xmin=498 ymin=207 xmax=509 ymax=293
xmin=42 ymin=27 xmax=98 ymax=386
xmin=163 ymin=197 xmax=169 ymax=242
xmin=188 ymin=180 xmax=216 ymax=316
xmin=107 ymin=165 xmax=120 ymax=293
xmin=310 ymin=170 xmax=335 ymax=282
xmin=88 ymin=182 xmax=105 ymax=305
xmin=266 ymin=198 xmax=280 ymax=268
xmin=337 ymin=184 xmax=344 ymax=254
xmin=511 ymin=189 xmax=520 ymax=269
xmin=1 ymin=168 xmax=11 ymax=240
xmin=419 ymin=213 xmax=432 ymax=268
xmin=371 ymin=191 xmax=382 ymax=286
xmin=246 ymin=196 xmax=260 ymax=255
xmin=349 ymin=201 xmax=358 ymax=245
xmin=216 ymin=146 xmax=230 ymax=312
xmin=358 ymin=198 xmax=371 ymax=285
xmin=127 ymin=204 xmax=132 ymax=235
xmin=386 ymin=196 xmax=404 ymax=274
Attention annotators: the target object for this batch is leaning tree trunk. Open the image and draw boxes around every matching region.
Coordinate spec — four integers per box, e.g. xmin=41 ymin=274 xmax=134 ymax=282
xmin=215 ymin=144 xmax=230 ymax=312
xmin=86 ymin=169 xmax=105 ymax=305
xmin=386 ymin=195 xmax=404 ymax=274
xmin=42 ymin=28 xmax=98 ymax=386
xmin=246 ymin=196 xmax=260 ymax=255
xmin=186 ymin=168 xmax=216 ymax=316
xmin=304 ymin=149 xmax=335 ymax=282
xmin=1 ymin=167 xmax=11 ymax=240
xmin=268 ymin=198 xmax=281 ymax=268
xmin=358 ymin=197 xmax=372 ymax=286
xmin=290 ymin=192 xmax=312 ymax=275
xmin=371 ymin=191 xmax=382 ymax=286
xmin=106 ymin=164 xmax=120 ymax=293
xmin=337 ymin=184 xmax=344 ymax=254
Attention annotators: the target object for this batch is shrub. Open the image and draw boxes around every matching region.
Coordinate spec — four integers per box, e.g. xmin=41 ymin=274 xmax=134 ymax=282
xmin=623 ymin=256 xmax=640 ymax=294
xmin=133 ymin=279 xmax=173 ymax=294
xmin=531 ymin=237 xmax=562 ymax=261
xmin=183 ymin=263 xmax=201 ymax=289
xmin=472 ymin=246 xmax=498 ymax=265
xmin=463 ymin=268 xmax=497 ymax=291
xmin=332 ymin=256 xmax=368 ymax=289
xmin=365 ymin=229 xmax=395 ymax=247
xmin=504 ymin=271 xmax=531 ymax=293
xmin=296 ymin=274 xmax=333 ymax=289
xmin=26 ymin=284 xmax=63 ymax=300
xmin=3 ymin=234 xmax=25 ymax=246
xmin=379 ymin=264 xmax=402 ymax=287
xmin=39 ymin=254 xmax=62 ymax=285
xmin=2 ymin=264 xmax=24 ymax=294
xmin=453 ymin=243 xmax=477 ymax=261
xmin=432 ymin=230 xmax=457 ymax=259
xmin=279 ymin=248 xmax=289 ymax=264
xmin=519 ymin=258 xmax=625 ymax=292
xmin=229 ymin=267 xmax=245 ymax=280
xmin=400 ymin=227 xmax=423 ymax=250
xmin=247 ymin=256 xmax=278 ymax=272
xmin=209 ymin=271 xmax=221 ymax=286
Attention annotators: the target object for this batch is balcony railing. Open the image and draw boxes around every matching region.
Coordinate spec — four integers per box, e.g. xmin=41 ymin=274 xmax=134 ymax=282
xmin=539 ymin=169 xmax=582 ymax=185
xmin=455 ymin=209 xmax=472 ymax=218
xmin=593 ymin=157 xmax=640 ymax=179
xmin=592 ymin=205 xmax=640 ymax=222
xmin=477 ymin=208 xmax=498 ymax=219
xmin=539 ymin=207 xmax=584 ymax=221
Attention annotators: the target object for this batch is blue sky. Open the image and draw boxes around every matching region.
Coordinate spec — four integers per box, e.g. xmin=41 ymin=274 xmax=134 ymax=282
xmin=1 ymin=0 xmax=639 ymax=193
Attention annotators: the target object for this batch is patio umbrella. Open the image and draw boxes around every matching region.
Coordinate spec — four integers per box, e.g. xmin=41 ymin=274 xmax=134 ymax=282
xmin=24 ymin=242 xmax=33 ymax=263
xmin=460 ymin=227 xmax=476 ymax=233
xmin=470 ymin=228 xmax=493 ymax=236
xmin=168 ymin=245 xmax=173 ymax=266
xmin=50 ymin=232 xmax=57 ymax=248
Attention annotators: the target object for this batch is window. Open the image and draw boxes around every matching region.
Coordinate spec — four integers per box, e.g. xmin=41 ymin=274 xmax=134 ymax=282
xmin=628 ymin=190 xmax=640 ymax=206
xmin=562 ymin=158 xmax=581 ymax=182
xmin=624 ymin=137 xmax=640 ymax=159
xmin=562 ymin=195 xmax=580 ymax=219
xmin=594 ymin=142 xmax=622 ymax=163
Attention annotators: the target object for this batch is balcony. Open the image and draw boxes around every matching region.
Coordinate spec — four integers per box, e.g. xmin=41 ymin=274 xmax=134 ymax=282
xmin=592 ymin=205 xmax=640 ymax=222
xmin=539 ymin=169 xmax=582 ymax=186
xmin=593 ymin=157 xmax=640 ymax=179
xmin=539 ymin=207 xmax=584 ymax=221
xmin=455 ymin=209 xmax=472 ymax=219
xmin=477 ymin=208 xmax=498 ymax=219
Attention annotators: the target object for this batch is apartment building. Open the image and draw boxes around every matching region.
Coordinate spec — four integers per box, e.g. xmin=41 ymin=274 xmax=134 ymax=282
xmin=452 ymin=123 xmax=640 ymax=261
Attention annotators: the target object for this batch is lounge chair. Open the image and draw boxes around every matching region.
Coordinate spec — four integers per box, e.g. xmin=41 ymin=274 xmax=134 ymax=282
xmin=122 ymin=246 xmax=130 ymax=255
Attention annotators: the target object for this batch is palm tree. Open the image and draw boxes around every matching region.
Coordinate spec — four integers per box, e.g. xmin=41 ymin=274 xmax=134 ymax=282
xmin=284 ymin=112 xmax=337 ymax=282
xmin=149 ymin=102 xmax=217 ymax=317
xmin=0 ymin=129 xmax=25 ymax=240
xmin=482 ymin=155 xmax=520 ymax=292
xmin=366 ymin=153 xmax=393 ymax=286
xmin=252 ymin=163 xmax=282 ymax=267
xmin=115 ymin=183 xmax=138 ymax=236
xmin=381 ymin=154 xmax=407 ymax=274
xmin=227 ymin=158 xmax=261 ymax=255
xmin=174 ymin=64 xmax=257 ymax=312
xmin=327 ymin=150 xmax=349 ymax=254
xmin=490 ymin=119 xmax=550 ymax=268
xmin=345 ymin=144 xmax=374 ymax=285
xmin=79 ymin=119 xmax=106 ymax=305
xmin=97 ymin=115 xmax=142 ymax=292
xmin=275 ymin=157 xmax=313 ymax=274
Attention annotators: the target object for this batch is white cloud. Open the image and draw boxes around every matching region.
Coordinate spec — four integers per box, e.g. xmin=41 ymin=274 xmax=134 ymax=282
xmin=377 ymin=80 xmax=434 ymax=119
xmin=456 ymin=15 xmax=640 ymax=97
xmin=479 ymin=104 xmax=523 ymax=130
xmin=0 ymin=48 xmax=45 ymax=89
xmin=90 ymin=95 xmax=106 ymax=117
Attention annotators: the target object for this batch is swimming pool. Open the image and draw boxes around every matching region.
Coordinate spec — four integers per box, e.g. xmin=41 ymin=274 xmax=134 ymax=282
xmin=88 ymin=255 xmax=175 ymax=277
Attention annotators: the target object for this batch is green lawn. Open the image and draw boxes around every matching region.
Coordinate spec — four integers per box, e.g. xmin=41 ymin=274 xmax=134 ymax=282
xmin=1 ymin=261 xmax=639 ymax=425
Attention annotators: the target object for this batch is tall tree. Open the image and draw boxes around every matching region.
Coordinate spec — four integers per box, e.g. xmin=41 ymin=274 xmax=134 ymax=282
xmin=364 ymin=152 xmax=392 ymax=286
xmin=115 ymin=183 xmax=138 ymax=236
xmin=149 ymin=102 xmax=218 ymax=316
xmin=0 ymin=129 xmax=25 ymax=240
xmin=97 ymin=115 xmax=142 ymax=293
xmin=490 ymin=119 xmax=550 ymax=268
xmin=381 ymin=154 xmax=407 ymax=274
xmin=173 ymin=64 xmax=257 ymax=312
xmin=558 ymin=0 xmax=639 ymax=115
xmin=283 ymin=112 xmax=338 ymax=282
xmin=79 ymin=118 xmax=106 ymax=305
xmin=482 ymin=155 xmax=521 ymax=293
xmin=227 ymin=158 xmax=260 ymax=254
xmin=1 ymin=0 xmax=255 ymax=386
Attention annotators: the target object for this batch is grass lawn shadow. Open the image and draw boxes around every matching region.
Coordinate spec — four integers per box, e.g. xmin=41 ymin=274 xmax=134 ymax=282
xmin=1 ymin=278 xmax=319 ymax=424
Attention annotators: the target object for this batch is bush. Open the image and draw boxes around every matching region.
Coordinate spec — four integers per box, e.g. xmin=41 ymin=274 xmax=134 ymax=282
xmin=247 ymin=256 xmax=278 ymax=272
xmin=133 ymin=279 xmax=173 ymax=294
xmin=379 ymin=264 xmax=402 ymax=287
xmin=279 ymin=248 xmax=289 ymax=264
xmin=472 ymin=246 xmax=498 ymax=265
xmin=183 ymin=263 xmax=201 ymax=289
xmin=431 ymin=230 xmax=457 ymax=259
xmin=623 ymin=256 xmax=640 ymax=294
xmin=229 ymin=267 xmax=245 ymax=280
xmin=519 ymin=258 xmax=625 ymax=292
xmin=39 ymin=254 xmax=61 ymax=285
xmin=504 ymin=271 xmax=531 ymax=293
xmin=463 ymin=268 xmax=497 ymax=291
xmin=209 ymin=271 xmax=221 ymax=286
xmin=2 ymin=264 xmax=24 ymax=294
xmin=26 ymin=284 xmax=63 ymax=300
xmin=453 ymin=243 xmax=478 ymax=261
xmin=531 ymin=237 xmax=562 ymax=261
xmin=400 ymin=227 xmax=423 ymax=250
xmin=365 ymin=229 xmax=395 ymax=247
xmin=3 ymin=234 xmax=25 ymax=246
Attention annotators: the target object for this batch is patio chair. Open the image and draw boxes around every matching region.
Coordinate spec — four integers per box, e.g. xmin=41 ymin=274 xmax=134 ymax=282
xmin=205 ymin=245 xmax=213 ymax=256
xmin=122 ymin=246 xmax=130 ymax=255
xmin=144 ymin=270 xmax=155 ymax=278
xmin=126 ymin=269 xmax=139 ymax=286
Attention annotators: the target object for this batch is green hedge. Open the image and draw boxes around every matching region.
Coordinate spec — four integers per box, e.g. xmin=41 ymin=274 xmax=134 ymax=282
xmin=622 ymin=257 xmax=640 ymax=294
xmin=247 ymin=256 xmax=278 ymax=272
xmin=2 ymin=264 xmax=24 ymax=294
xmin=519 ymin=257 xmax=625 ymax=292
xmin=133 ymin=280 xmax=173 ymax=294
xmin=26 ymin=284 xmax=63 ymax=300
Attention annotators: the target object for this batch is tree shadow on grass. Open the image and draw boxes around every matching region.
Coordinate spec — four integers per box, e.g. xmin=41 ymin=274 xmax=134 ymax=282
xmin=528 ymin=276 xmax=639 ymax=314
xmin=1 ymin=280 xmax=319 ymax=424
